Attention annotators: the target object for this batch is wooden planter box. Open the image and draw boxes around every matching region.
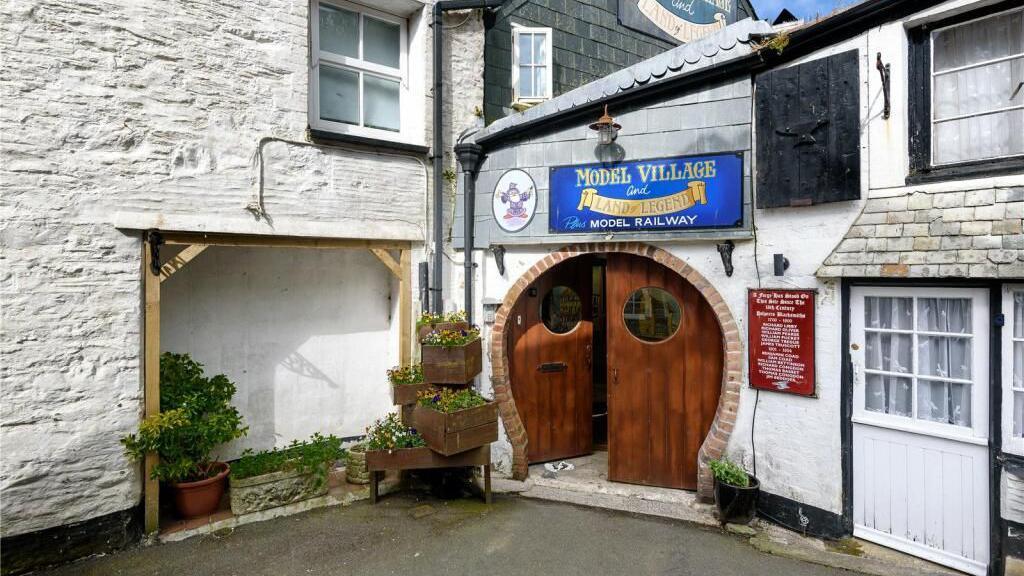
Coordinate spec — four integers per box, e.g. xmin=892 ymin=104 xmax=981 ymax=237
xmin=391 ymin=381 xmax=432 ymax=406
xmin=417 ymin=321 xmax=469 ymax=342
xmin=364 ymin=445 xmax=491 ymax=504
xmin=421 ymin=339 xmax=482 ymax=384
xmin=228 ymin=464 xmax=329 ymax=515
xmin=413 ymin=402 xmax=498 ymax=456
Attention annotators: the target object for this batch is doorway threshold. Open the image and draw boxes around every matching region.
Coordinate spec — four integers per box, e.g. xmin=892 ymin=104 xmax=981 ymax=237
xmin=493 ymin=452 xmax=719 ymax=527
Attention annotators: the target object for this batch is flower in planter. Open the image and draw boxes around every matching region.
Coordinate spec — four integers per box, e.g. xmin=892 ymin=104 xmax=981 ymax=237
xmin=416 ymin=310 xmax=467 ymax=328
xmin=416 ymin=386 xmax=490 ymax=413
xmin=387 ymin=364 xmax=424 ymax=385
xmin=364 ymin=413 xmax=426 ymax=451
xmin=421 ymin=326 xmax=481 ymax=348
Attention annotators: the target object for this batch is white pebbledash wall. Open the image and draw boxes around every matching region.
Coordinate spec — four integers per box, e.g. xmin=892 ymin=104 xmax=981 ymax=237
xmin=451 ymin=0 xmax=1024 ymax=516
xmin=0 ymin=0 xmax=485 ymax=538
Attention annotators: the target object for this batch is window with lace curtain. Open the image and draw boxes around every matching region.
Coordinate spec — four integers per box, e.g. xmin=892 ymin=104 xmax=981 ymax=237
xmin=908 ymin=3 xmax=1024 ymax=181
xmin=1004 ymin=287 xmax=1024 ymax=455
xmin=863 ymin=296 xmax=975 ymax=427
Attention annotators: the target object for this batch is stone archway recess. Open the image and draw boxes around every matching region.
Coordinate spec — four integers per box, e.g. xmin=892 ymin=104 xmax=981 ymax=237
xmin=489 ymin=242 xmax=743 ymax=500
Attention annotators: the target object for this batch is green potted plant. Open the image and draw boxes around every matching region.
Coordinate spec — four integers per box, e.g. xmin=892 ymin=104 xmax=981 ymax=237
xmin=412 ymin=387 xmax=497 ymax=456
xmin=122 ymin=353 xmax=247 ymax=519
xmin=420 ymin=326 xmax=482 ymax=384
xmin=388 ymin=364 xmax=429 ymax=406
xmin=416 ymin=310 xmax=468 ymax=342
xmin=228 ymin=433 xmax=344 ymax=515
xmin=709 ymin=457 xmax=759 ymax=525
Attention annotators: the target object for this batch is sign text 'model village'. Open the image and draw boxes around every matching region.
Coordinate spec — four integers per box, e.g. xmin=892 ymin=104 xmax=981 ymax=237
xmin=548 ymin=153 xmax=744 ymax=233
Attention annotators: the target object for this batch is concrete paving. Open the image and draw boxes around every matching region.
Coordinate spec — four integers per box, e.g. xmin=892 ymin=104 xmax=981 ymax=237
xmin=40 ymin=492 xmax=856 ymax=576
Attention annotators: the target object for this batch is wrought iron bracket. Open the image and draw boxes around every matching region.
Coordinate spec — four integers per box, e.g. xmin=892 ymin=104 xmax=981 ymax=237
xmin=876 ymin=52 xmax=891 ymax=120
xmin=146 ymin=229 xmax=164 ymax=276
xmin=491 ymin=245 xmax=506 ymax=276
xmin=717 ymin=240 xmax=735 ymax=278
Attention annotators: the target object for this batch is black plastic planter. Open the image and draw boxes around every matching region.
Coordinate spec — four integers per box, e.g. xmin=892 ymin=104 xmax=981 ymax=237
xmin=714 ymin=476 xmax=759 ymax=524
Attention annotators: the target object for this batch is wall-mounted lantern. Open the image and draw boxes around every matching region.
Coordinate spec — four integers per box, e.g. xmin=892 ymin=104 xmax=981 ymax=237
xmin=589 ymin=105 xmax=621 ymax=145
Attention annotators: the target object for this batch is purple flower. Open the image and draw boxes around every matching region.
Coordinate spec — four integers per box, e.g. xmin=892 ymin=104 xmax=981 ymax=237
xmin=432 ymin=394 xmax=441 ymax=403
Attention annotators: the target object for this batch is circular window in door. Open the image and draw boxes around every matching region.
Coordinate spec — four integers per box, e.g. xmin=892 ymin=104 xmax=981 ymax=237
xmin=541 ymin=286 xmax=582 ymax=334
xmin=623 ymin=287 xmax=681 ymax=342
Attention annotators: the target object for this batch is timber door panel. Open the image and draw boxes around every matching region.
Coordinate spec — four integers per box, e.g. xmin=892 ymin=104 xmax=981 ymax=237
xmin=605 ymin=254 xmax=722 ymax=490
xmin=509 ymin=258 xmax=593 ymax=463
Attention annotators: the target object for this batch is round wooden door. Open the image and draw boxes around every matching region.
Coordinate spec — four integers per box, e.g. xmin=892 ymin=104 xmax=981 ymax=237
xmin=605 ymin=253 xmax=723 ymax=490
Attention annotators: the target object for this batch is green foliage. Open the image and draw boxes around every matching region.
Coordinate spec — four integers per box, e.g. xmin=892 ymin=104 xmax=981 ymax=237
xmin=417 ymin=386 xmax=489 ymax=413
xmin=416 ymin=310 xmax=467 ymax=328
xmin=231 ymin=433 xmax=344 ymax=490
xmin=755 ymin=31 xmax=790 ymax=55
xmin=421 ymin=326 xmax=480 ymax=348
xmin=387 ymin=364 xmax=424 ymax=385
xmin=708 ymin=458 xmax=750 ymax=488
xmin=364 ymin=413 xmax=425 ymax=451
xmin=122 ymin=353 xmax=248 ymax=483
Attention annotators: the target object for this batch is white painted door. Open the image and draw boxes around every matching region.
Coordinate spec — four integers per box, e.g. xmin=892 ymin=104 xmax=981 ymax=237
xmin=850 ymin=287 xmax=989 ymax=576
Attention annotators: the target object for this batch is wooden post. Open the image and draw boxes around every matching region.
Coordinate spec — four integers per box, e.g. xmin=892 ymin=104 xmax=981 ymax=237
xmin=142 ymin=235 xmax=161 ymax=534
xmin=399 ymin=249 xmax=412 ymax=367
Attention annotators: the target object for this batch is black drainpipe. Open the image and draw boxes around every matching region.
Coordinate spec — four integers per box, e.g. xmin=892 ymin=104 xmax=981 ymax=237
xmin=431 ymin=0 xmax=503 ymax=314
xmin=453 ymin=142 xmax=484 ymax=324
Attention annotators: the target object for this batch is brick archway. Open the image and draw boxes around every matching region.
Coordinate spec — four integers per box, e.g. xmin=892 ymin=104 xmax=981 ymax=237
xmin=489 ymin=242 xmax=742 ymax=500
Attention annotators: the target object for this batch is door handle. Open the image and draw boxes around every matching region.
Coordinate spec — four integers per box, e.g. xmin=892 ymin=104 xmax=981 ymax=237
xmin=611 ymin=368 xmax=618 ymax=387
xmin=585 ymin=344 xmax=592 ymax=369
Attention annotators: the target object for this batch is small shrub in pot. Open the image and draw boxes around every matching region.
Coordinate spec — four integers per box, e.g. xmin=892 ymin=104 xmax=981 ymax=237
xmin=121 ymin=353 xmax=247 ymax=518
xmin=709 ymin=458 xmax=759 ymax=525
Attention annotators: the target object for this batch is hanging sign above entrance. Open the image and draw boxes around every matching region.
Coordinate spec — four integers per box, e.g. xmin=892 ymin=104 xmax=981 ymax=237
xmin=748 ymin=289 xmax=816 ymax=397
xmin=618 ymin=0 xmax=746 ymax=45
xmin=548 ymin=153 xmax=743 ymax=234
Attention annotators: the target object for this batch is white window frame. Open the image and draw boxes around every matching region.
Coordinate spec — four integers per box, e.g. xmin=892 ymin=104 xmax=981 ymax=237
xmin=928 ymin=5 xmax=1024 ymax=166
xmin=511 ymin=25 xmax=553 ymax=104
xmin=310 ymin=0 xmax=413 ymax=143
xmin=1003 ymin=284 xmax=1024 ymax=456
xmin=851 ymin=286 xmax=990 ymax=445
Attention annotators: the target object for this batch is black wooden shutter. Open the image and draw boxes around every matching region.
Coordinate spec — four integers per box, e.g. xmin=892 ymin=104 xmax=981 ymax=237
xmin=755 ymin=49 xmax=861 ymax=208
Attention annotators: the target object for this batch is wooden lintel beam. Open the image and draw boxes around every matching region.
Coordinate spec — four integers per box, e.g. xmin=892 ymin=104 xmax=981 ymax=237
xmin=160 ymin=244 xmax=207 ymax=282
xmin=160 ymin=232 xmax=411 ymax=251
xmin=370 ymin=248 xmax=402 ymax=279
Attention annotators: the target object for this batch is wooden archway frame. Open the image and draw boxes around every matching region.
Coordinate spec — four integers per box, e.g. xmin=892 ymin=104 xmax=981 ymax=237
xmin=488 ymin=242 xmax=742 ymax=500
xmin=142 ymin=231 xmax=414 ymax=533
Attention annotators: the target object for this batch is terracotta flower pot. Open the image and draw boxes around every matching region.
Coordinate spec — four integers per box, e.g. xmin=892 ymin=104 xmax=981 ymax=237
xmin=172 ymin=462 xmax=230 ymax=518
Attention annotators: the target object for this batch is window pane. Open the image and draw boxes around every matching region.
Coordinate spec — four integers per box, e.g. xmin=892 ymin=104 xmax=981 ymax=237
xmin=917 ymin=379 xmax=971 ymax=426
xmin=532 ymin=33 xmax=547 ymax=65
xmin=865 ymin=296 xmax=913 ymax=330
xmin=534 ymin=66 xmax=547 ymax=98
xmin=865 ymin=332 xmax=912 ymax=373
xmin=517 ymin=33 xmax=533 ymax=66
xmin=1015 ymin=391 xmax=1024 ymax=437
xmin=933 ymin=10 xmax=1023 ymax=72
xmin=519 ymin=65 xmax=535 ymax=98
xmin=933 ymin=57 xmax=1024 ymax=120
xmin=319 ymin=4 xmax=359 ymax=58
xmin=364 ymin=16 xmax=400 ymax=68
xmin=363 ymin=75 xmax=400 ymax=131
xmin=934 ymin=108 xmax=1024 ymax=164
xmin=917 ymin=297 xmax=971 ymax=333
xmin=865 ymin=374 xmax=913 ymax=417
xmin=918 ymin=335 xmax=972 ymax=380
xmin=319 ymin=66 xmax=359 ymax=125
xmin=541 ymin=286 xmax=582 ymax=334
xmin=623 ymin=287 xmax=681 ymax=343
xmin=1015 ymin=291 xmax=1024 ymax=339
xmin=1015 ymin=341 xmax=1024 ymax=390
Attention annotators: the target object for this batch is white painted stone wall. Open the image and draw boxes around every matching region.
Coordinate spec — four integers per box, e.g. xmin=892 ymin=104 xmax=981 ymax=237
xmin=0 ymin=0 xmax=486 ymax=537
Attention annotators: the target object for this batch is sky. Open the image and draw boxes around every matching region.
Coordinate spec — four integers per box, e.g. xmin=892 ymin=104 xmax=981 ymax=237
xmin=752 ymin=0 xmax=853 ymax=21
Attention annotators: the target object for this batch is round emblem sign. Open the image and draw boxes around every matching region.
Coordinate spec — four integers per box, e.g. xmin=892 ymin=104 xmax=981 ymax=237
xmin=492 ymin=169 xmax=537 ymax=233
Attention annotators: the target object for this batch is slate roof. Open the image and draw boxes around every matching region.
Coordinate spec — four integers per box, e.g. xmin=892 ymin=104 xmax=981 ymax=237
xmin=471 ymin=17 xmax=774 ymax=144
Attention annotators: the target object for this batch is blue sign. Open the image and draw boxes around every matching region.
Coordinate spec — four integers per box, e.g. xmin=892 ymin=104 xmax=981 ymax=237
xmin=548 ymin=153 xmax=743 ymax=234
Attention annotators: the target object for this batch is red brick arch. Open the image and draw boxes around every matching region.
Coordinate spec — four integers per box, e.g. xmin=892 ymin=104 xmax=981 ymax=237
xmin=489 ymin=242 xmax=742 ymax=500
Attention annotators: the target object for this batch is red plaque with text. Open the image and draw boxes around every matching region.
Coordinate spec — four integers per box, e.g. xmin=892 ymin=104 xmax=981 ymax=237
xmin=748 ymin=289 xmax=816 ymax=396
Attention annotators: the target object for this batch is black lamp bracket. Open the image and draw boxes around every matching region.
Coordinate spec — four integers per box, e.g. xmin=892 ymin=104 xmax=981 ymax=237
xmin=876 ymin=52 xmax=891 ymax=120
